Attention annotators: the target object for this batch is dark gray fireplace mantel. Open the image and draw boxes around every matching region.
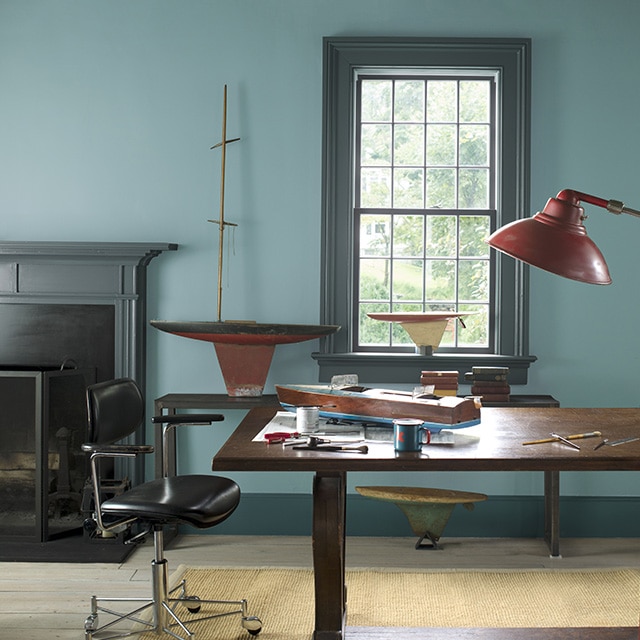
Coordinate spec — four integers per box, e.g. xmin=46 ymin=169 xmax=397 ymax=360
xmin=0 ymin=241 xmax=177 ymax=383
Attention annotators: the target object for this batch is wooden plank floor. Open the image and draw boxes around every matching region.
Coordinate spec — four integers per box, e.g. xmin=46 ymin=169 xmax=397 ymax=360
xmin=1 ymin=535 xmax=640 ymax=639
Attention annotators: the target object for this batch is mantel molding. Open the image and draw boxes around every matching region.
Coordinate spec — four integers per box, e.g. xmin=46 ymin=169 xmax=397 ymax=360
xmin=0 ymin=240 xmax=178 ymax=255
xmin=0 ymin=241 xmax=177 ymax=300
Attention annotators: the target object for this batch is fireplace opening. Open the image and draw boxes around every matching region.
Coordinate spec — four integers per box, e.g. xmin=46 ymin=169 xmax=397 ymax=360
xmin=0 ymin=303 xmax=114 ymax=541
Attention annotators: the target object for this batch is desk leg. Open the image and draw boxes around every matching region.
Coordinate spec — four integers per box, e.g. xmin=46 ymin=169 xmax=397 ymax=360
xmin=152 ymin=404 xmax=177 ymax=480
xmin=152 ymin=403 xmax=178 ymax=546
xmin=544 ymin=470 xmax=560 ymax=557
xmin=312 ymin=471 xmax=346 ymax=640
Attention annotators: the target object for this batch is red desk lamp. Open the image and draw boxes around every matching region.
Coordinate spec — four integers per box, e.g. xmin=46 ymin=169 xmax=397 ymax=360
xmin=487 ymin=189 xmax=640 ymax=284
xmin=489 ymin=189 xmax=640 ymax=638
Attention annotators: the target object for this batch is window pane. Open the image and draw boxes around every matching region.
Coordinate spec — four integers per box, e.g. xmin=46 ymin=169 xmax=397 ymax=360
xmin=360 ymin=303 xmax=391 ymax=346
xmin=459 ymin=215 xmax=490 ymax=257
xmin=361 ymin=124 xmax=392 ymax=166
xmin=360 ymin=214 xmax=391 ymax=256
xmin=427 ymin=80 xmax=457 ymax=122
xmin=426 ymin=168 xmax=456 ymax=208
xmin=393 ymin=168 xmax=424 ymax=208
xmin=393 ymin=215 xmax=424 ymax=257
xmin=459 ymin=259 xmax=489 ymax=301
xmin=459 ymin=124 xmax=489 ymax=166
xmin=394 ymin=124 xmax=424 ymax=166
xmin=425 ymin=215 xmax=456 ymax=257
xmin=459 ymin=168 xmax=489 ymax=208
xmin=426 ymin=124 xmax=457 ymax=165
xmin=459 ymin=303 xmax=489 ymax=347
xmin=392 ymin=259 xmax=424 ymax=301
xmin=361 ymin=168 xmax=391 ymax=207
xmin=359 ymin=258 xmax=390 ymax=299
xmin=425 ymin=259 xmax=456 ymax=301
xmin=394 ymin=80 xmax=425 ymax=122
xmin=361 ymin=80 xmax=392 ymax=121
xmin=460 ymin=80 xmax=490 ymax=123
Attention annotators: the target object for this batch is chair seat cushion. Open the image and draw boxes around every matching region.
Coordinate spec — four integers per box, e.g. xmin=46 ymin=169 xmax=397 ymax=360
xmin=102 ymin=475 xmax=240 ymax=529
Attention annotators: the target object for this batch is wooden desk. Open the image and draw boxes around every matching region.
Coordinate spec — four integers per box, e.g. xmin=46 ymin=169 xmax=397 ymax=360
xmin=212 ymin=406 xmax=640 ymax=640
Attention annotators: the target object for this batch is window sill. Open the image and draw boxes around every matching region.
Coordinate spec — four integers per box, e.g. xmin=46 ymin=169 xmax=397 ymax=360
xmin=311 ymin=352 xmax=537 ymax=385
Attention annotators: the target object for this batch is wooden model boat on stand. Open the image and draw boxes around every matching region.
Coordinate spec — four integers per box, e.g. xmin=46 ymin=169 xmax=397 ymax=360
xmin=275 ymin=379 xmax=481 ymax=431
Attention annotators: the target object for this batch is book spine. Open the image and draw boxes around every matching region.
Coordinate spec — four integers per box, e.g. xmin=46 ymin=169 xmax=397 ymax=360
xmin=465 ymin=372 xmax=508 ymax=382
xmin=472 ymin=366 xmax=509 ymax=375
xmin=466 ymin=379 xmax=510 ymax=387
xmin=420 ymin=370 xmax=459 ymax=378
xmin=476 ymin=393 xmax=511 ymax=402
xmin=421 ymin=378 xmax=459 ymax=387
xmin=472 ymin=385 xmax=511 ymax=395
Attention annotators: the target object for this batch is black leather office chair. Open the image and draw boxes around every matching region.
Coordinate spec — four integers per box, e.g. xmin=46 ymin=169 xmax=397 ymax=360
xmin=82 ymin=378 xmax=262 ymax=639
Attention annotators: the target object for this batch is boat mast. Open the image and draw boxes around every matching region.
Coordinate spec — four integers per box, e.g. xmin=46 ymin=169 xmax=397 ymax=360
xmin=209 ymin=84 xmax=239 ymax=322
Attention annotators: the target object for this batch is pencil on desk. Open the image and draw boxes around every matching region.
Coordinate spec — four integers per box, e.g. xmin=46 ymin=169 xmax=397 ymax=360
xmin=522 ymin=431 xmax=601 ymax=446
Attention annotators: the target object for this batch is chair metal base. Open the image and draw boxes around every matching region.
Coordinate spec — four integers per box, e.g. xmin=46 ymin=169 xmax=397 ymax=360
xmin=84 ymin=530 xmax=262 ymax=639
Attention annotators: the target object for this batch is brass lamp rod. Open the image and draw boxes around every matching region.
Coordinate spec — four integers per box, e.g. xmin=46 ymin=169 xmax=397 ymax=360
xmin=209 ymin=85 xmax=240 ymax=323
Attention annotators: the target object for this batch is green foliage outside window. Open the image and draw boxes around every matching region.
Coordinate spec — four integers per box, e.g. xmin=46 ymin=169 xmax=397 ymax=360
xmin=357 ymin=75 xmax=493 ymax=350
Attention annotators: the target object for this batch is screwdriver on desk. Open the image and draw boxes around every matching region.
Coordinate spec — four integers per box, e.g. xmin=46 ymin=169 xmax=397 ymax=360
xmin=522 ymin=431 xmax=601 ymax=446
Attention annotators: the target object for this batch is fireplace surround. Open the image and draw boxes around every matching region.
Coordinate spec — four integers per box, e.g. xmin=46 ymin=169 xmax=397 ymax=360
xmin=0 ymin=241 xmax=176 ymax=543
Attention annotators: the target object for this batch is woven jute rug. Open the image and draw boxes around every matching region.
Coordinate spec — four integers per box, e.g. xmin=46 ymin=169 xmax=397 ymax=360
xmin=136 ymin=566 xmax=640 ymax=639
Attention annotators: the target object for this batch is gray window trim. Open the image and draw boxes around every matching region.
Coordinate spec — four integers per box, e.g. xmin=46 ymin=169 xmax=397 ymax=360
xmin=313 ymin=37 xmax=536 ymax=384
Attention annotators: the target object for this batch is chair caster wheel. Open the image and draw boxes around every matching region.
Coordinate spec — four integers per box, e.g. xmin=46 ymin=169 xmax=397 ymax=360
xmin=242 ymin=615 xmax=262 ymax=635
xmin=183 ymin=595 xmax=201 ymax=613
xmin=84 ymin=613 xmax=98 ymax=637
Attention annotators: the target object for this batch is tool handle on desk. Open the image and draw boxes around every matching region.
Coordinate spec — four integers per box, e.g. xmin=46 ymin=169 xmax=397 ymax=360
xmin=522 ymin=431 xmax=601 ymax=446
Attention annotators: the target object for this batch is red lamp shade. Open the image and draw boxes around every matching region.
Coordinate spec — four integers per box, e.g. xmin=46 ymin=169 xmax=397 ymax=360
xmin=487 ymin=189 xmax=640 ymax=285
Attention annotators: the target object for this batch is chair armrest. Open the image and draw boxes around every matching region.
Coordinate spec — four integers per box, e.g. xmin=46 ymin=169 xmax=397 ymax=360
xmin=81 ymin=443 xmax=154 ymax=455
xmin=151 ymin=413 xmax=224 ymax=425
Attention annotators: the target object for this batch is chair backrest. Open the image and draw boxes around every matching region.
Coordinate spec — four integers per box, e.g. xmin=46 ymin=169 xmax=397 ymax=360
xmin=86 ymin=378 xmax=145 ymax=444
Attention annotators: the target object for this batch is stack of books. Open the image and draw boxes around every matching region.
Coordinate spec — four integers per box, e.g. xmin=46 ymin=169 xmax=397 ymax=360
xmin=420 ymin=370 xmax=459 ymax=396
xmin=464 ymin=366 xmax=510 ymax=402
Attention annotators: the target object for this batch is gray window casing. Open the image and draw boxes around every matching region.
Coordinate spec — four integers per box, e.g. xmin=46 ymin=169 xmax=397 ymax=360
xmin=313 ymin=37 xmax=536 ymax=384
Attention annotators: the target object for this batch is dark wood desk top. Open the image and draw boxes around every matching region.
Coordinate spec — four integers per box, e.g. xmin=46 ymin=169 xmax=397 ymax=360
xmin=212 ymin=406 xmax=640 ymax=473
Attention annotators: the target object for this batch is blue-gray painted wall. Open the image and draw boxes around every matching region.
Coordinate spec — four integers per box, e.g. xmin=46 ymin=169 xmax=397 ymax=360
xmin=2 ymin=1 xmax=640 ymax=535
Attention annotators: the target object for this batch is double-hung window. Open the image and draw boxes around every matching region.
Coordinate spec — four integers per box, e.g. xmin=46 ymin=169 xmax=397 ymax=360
xmin=314 ymin=37 xmax=536 ymax=384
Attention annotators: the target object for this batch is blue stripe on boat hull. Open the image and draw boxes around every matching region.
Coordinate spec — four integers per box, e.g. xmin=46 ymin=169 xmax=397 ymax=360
xmin=279 ymin=403 xmax=480 ymax=433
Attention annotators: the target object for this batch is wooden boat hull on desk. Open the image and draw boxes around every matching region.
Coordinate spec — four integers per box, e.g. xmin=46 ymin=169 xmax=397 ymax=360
xmin=275 ymin=384 xmax=481 ymax=430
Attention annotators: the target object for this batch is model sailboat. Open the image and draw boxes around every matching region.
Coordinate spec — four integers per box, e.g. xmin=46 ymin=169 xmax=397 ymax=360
xmin=151 ymin=86 xmax=339 ymax=396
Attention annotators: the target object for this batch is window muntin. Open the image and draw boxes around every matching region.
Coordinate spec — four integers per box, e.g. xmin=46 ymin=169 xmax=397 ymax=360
xmin=355 ymin=74 xmax=495 ymax=352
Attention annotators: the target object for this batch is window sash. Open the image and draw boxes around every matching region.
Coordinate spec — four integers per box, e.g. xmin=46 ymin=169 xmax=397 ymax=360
xmin=354 ymin=72 xmax=497 ymax=353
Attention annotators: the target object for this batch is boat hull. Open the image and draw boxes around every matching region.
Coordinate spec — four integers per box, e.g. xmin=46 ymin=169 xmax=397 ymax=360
xmin=275 ymin=384 xmax=481 ymax=429
xmin=150 ymin=320 xmax=340 ymax=346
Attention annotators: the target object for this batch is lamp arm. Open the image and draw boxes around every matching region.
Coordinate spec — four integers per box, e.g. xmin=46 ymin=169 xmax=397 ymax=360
xmin=557 ymin=189 xmax=640 ymax=218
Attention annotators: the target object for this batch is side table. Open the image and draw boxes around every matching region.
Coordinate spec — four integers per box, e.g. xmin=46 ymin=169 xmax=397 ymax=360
xmin=153 ymin=393 xmax=281 ymax=478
